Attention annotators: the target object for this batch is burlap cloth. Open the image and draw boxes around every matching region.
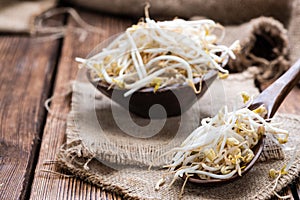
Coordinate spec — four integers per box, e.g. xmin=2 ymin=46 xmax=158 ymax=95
xmin=55 ymin=62 xmax=300 ymax=199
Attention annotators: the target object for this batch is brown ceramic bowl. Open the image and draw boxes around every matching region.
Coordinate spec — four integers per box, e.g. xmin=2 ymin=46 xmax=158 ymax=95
xmin=88 ymin=70 xmax=217 ymax=118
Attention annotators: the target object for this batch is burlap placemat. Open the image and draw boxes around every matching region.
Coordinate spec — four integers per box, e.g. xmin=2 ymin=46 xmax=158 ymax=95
xmin=55 ymin=67 xmax=300 ymax=199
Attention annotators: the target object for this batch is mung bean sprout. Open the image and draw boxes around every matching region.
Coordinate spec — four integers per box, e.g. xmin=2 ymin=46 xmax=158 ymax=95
xmin=157 ymin=93 xmax=288 ymax=195
xmin=76 ymin=15 xmax=239 ymax=97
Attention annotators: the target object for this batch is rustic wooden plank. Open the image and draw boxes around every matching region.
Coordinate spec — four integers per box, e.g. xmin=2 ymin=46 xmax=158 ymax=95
xmin=0 ymin=35 xmax=61 ymax=199
xmin=30 ymin=10 xmax=132 ymax=200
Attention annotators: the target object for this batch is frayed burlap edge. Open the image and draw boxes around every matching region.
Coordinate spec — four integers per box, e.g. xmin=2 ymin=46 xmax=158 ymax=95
xmin=55 ymin=93 xmax=134 ymax=198
xmin=55 ymin=109 xmax=138 ymax=199
xmin=56 ymin=152 xmax=139 ymax=200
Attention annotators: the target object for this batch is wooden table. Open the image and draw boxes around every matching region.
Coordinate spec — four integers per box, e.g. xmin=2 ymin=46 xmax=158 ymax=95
xmin=0 ymin=9 xmax=299 ymax=200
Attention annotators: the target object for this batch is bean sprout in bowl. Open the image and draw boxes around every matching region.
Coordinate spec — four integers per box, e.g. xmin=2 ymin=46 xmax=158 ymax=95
xmin=76 ymin=16 xmax=239 ymax=118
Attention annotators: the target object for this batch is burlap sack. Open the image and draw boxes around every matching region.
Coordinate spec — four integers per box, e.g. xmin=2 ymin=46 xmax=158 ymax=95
xmin=212 ymin=0 xmax=300 ymax=88
xmin=219 ymin=17 xmax=290 ymax=90
xmin=64 ymin=0 xmax=293 ymax=25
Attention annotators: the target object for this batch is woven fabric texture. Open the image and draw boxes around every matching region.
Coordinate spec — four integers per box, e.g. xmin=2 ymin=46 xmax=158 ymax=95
xmin=55 ymin=69 xmax=300 ymax=199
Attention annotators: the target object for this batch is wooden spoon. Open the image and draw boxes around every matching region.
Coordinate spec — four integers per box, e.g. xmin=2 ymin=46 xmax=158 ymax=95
xmin=187 ymin=58 xmax=300 ymax=185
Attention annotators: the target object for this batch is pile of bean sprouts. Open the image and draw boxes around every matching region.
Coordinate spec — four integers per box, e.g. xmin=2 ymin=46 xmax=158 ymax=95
xmin=76 ymin=16 xmax=239 ymax=97
xmin=159 ymin=100 xmax=288 ymax=190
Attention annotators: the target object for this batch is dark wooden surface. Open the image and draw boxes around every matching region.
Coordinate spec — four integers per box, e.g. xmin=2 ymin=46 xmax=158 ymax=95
xmin=0 ymin=9 xmax=299 ymax=200
xmin=0 ymin=34 xmax=61 ymax=199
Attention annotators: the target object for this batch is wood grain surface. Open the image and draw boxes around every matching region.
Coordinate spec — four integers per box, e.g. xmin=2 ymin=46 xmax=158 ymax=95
xmin=0 ymin=36 xmax=61 ymax=199
xmin=0 ymin=9 xmax=299 ymax=200
xmin=29 ymin=11 xmax=132 ymax=200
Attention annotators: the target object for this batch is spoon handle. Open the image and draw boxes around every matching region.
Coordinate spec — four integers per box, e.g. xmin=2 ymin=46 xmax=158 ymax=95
xmin=250 ymin=59 xmax=300 ymax=118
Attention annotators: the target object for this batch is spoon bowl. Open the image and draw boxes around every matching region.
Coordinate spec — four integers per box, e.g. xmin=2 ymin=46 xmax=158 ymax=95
xmin=186 ymin=58 xmax=300 ymax=185
xmin=185 ymin=135 xmax=264 ymax=185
